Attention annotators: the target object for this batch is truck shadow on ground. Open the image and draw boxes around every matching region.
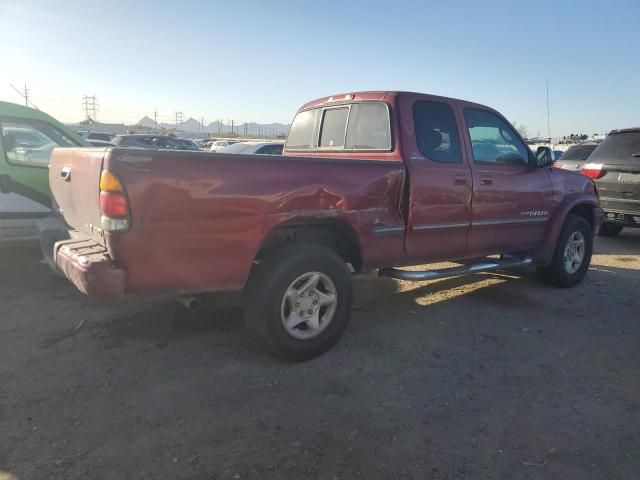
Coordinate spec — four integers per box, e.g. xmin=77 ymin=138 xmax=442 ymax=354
xmin=98 ymin=254 xmax=639 ymax=349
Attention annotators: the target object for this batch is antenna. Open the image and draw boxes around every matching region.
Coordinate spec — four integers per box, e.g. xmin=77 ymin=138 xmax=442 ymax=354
xmin=546 ymin=79 xmax=551 ymax=143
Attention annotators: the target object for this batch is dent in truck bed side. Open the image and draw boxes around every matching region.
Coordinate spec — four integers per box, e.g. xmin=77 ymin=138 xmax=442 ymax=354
xmin=101 ymin=150 xmax=406 ymax=295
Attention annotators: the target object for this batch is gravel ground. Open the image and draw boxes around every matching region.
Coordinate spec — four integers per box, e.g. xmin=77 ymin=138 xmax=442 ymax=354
xmin=1 ymin=231 xmax=639 ymax=479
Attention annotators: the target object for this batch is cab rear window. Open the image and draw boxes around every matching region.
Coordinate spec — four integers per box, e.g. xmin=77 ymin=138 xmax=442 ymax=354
xmin=286 ymin=102 xmax=391 ymax=152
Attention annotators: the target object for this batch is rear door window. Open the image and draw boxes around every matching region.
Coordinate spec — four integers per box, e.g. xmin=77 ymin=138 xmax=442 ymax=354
xmin=319 ymin=108 xmax=349 ymax=148
xmin=413 ymin=101 xmax=462 ymax=163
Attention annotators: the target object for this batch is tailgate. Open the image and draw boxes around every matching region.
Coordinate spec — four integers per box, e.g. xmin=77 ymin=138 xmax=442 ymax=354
xmin=597 ymin=163 xmax=640 ymax=213
xmin=50 ymin=148 xmax=105 ymax=243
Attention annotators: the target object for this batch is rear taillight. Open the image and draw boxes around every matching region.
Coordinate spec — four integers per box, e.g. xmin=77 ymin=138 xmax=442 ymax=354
xmin=99 ymin=170 xmax=129 ymax=232
xmin=100 ymin=191 xmax=128 ymax=217
xmin=581 ymin=163 xmax=605 ymax=179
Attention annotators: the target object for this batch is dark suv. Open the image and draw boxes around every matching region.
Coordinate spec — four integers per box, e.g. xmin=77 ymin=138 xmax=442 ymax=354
xmin=582 ymin=128 xmax=640 ymax=236
xmin=555 ymin=143 xmax=599 ymax=172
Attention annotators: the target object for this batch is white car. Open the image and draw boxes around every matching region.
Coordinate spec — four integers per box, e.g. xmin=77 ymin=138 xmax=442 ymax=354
xmin=218 ymin=141 xmax=284 ymax=155
xmin=0 ymin=193 xmax=50 ymax=242
xmin=209 ymin=140 xmax=234 ymax=152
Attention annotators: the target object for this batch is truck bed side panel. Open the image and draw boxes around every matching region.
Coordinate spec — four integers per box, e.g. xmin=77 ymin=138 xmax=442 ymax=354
xmin=105 ymin=150 xmax=406 ymax=294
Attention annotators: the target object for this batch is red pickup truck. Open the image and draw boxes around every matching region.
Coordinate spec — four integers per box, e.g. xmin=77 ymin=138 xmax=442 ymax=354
xmin=50 ymin=91 xmax=603 ymax=360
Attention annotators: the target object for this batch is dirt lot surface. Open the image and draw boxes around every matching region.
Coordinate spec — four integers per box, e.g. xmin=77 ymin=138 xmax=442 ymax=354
xmin=2 ymin=232 xmax=640 ymax=480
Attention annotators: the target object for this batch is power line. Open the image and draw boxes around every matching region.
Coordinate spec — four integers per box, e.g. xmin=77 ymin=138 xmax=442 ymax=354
xmin=9 ymin=83 xmax=39 ymax=110
xmin=82 ymin=95 xmax=98 ymax=121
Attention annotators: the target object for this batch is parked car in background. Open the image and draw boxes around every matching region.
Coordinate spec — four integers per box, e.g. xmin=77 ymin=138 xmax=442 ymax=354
xmin=555 ymin=143 xmax=599 ymax=171
xmin=86 ymin=139 xmax=115 ymax=148
xmin=582 ymin=128 xmax=640 ymax=236
xmin=175 ymin=138 xmax=201 ymax=151
xmin=219 ymin=141 xmax=284 ymax=155
xmin=210 ymin=140 xmax=240 ymax=152
xmin=111 ymin=134 xmax=196 ymax=150
xmin=78 ymin=131 xmax=114 ymax=142
xmin=50 ymin=91 xmax=602 ymax=360
xmin=0 ymin=101 xmax=89 ymax=266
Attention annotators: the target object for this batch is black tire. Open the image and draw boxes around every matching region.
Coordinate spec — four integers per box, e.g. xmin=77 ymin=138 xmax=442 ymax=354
xmin=243 ymin=244 xmax=353 ymax=361
xmin=598 ymin=222 xmax=623 ymax=237
xmin=537 ymin=214 xmax=593 ymax=288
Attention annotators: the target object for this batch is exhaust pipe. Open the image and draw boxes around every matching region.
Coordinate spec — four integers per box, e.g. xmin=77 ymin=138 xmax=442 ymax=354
xmin=177 ymin=295 xmax=203 ymax=312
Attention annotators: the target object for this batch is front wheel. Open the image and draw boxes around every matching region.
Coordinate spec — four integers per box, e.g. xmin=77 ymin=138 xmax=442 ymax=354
xmin=537 ymin=214 xmax=593 ymax=288
xmin=243 ymin=244 xmax=353 ymax=361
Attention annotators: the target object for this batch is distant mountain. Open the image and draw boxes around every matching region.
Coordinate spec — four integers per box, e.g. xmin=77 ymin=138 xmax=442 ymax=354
xmin=137 ymin=116 xmax=156 ymax=128
xmin=135 ymin=116 xmax=289 ymax=136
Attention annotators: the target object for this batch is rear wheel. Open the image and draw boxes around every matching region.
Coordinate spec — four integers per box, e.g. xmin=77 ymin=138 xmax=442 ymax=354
xmin=243 ymin=244 xmax=353 ymax=361
xmin=537 ymin=214 xmax=593 ymax=288
xmin=598 ymin=222 xmax=623 ymax=237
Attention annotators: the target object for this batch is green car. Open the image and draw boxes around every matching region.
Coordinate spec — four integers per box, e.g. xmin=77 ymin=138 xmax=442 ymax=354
xmin=0 ymin=100 xmax=89 ymax=203
xmin=0 ymin=101 xmax=90 ymax=264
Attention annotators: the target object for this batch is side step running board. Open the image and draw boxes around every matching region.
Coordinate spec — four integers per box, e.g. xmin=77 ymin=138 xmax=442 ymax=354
xmin=379 ymin=256 xmax=533 ymax=281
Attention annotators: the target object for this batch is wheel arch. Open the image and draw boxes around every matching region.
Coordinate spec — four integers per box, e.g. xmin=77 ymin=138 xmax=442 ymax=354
xmin=255 ymin=217 xmax=363 ymax=273
xmin=534 ymin=195 xmax=600 ymax=265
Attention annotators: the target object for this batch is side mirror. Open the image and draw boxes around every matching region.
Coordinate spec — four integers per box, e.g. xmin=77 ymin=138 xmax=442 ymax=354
xmin=536 ymin=146 xmax=554 ymax=168
xmin=0 ymin=174 xmax=10 ymax=194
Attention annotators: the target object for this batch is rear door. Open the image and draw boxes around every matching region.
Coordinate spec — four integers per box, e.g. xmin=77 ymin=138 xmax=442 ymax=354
xmin=401 ymin=96 xmax=473 ymax=262
xmin=460 ymin=107 xmax=554 ymax=257
xmin=590 ymin=130 xmax=640 ymax=217
xmin=49 ymin=148 xmax=105 ymax=243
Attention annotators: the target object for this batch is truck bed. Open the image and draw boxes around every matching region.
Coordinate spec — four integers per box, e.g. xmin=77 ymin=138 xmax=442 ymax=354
xmin=50 ymin=147 xmax=406 ymax=295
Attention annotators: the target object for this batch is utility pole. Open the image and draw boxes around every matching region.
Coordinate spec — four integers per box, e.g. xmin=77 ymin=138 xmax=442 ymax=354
xmin=174 ymin=111 xmax=183 ymax=129
xmin=154 ymin=109 xmax=158 ymax=131
xmin=10 ymin=83 xmax=39 ymax=109
xmin=217 ymin=119 xmax=221 ymax=135
xmin=201 ymin=116 xmax=205 ymax=133
xmin=82 ymin=95 xmax=98 ymax=121
xmin=231 ymin=119 xmax=234 ymax=135
xmin=22 ymin=83 xmax=29 ymax=107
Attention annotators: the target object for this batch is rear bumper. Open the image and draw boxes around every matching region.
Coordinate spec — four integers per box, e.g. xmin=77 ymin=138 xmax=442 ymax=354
xmin=602 ymin=210 xmax=640 ymax=228
xmin=54 ymin=238 xmax=126 ymax=298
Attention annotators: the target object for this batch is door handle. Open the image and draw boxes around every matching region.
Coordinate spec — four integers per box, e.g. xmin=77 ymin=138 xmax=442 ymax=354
xmin=60 ymin=166 xmax=72 ymax=182
xmin=479 ymin=176 xmax=493 ymax=186
xmin=453 ymin=175 xmax=468 ymax=186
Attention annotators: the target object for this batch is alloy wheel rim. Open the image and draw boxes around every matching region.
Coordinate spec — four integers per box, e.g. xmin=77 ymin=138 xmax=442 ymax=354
xmin=280 ymin=271 xmax=337 ymax=340
xmin=563 ymin=231 xmax=585 ymax=274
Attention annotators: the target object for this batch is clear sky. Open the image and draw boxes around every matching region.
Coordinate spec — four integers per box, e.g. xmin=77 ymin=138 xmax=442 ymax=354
xmin=1 ymin=0 xmax=638 ymax=136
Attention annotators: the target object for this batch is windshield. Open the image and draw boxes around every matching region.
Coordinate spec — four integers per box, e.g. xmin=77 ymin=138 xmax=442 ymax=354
xmin=589 ymin=131 xmax=640 ymax=163
xmin=560 ymin=144 xmax=598 ymax=161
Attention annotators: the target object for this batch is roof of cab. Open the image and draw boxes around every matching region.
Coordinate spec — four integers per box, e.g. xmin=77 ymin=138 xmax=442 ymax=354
xmin=0 ymin=101 xmax=88 ymax=145
xmin=298 ymin=90 xmax=491 ymax=113
xmin=0 ymin=100 xmax=60 ymax=122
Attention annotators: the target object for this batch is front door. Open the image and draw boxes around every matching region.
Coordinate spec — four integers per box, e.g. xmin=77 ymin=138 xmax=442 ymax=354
xmin=402 ymin=96 xmax=473 ymax=263
xmin=459 ymin=107 xmax=553 ymax=257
